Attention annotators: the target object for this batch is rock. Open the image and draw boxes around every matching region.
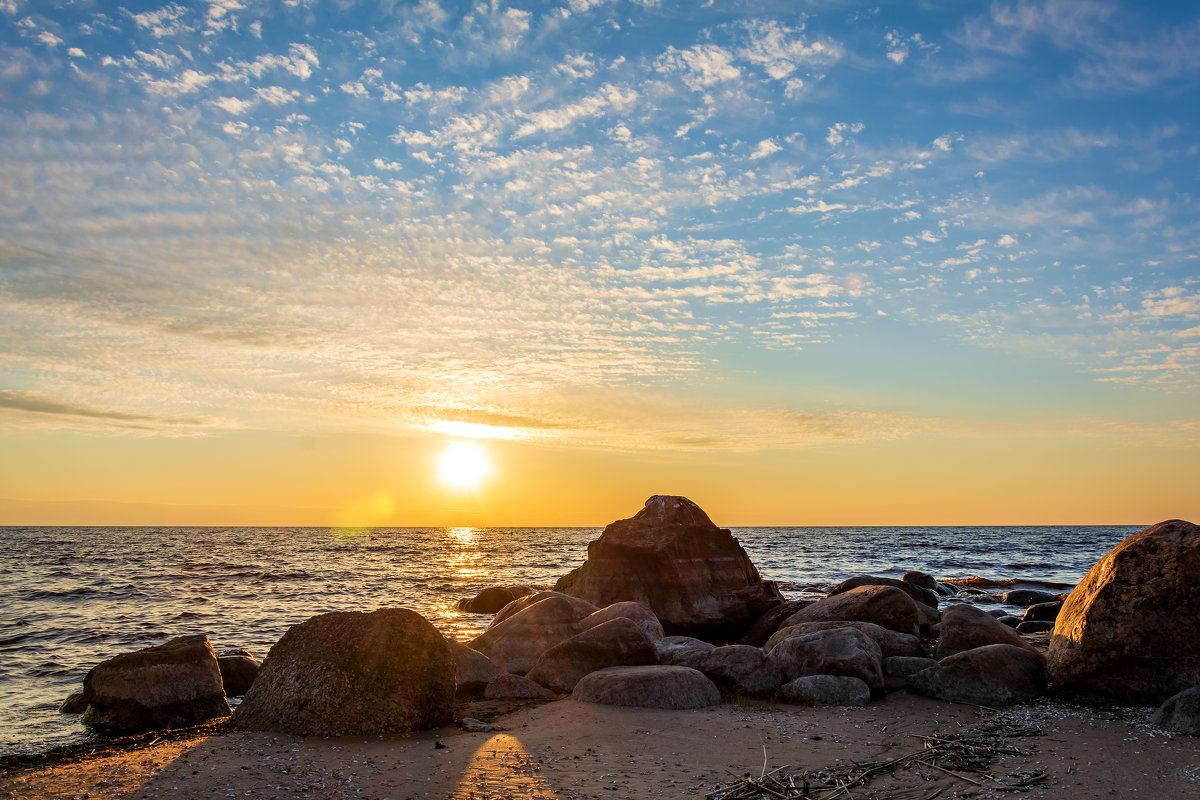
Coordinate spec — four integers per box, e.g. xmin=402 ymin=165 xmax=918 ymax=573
xmin=81 ymin=635 xmax=230 ymax=732
xmin=488 ymin=591 xmax=598 ymax=630
xmin=470 ymin=594 xmax=595 ymax=674
xmin=903 ymin=571 xmax=945 ymax=595
xmin=217 ymin=650 xmax=261 ymax=697
xmin=673 ymin=644 xmax=783 ymax=696
xmin=935 ymin=603 xmax=1041 ymax=660
xmin=459 ymin=717 xmax=501 ymax=733
xmin=765 ymin=621 xmax=922 ymax=660
xmin=450 ymin=641 xmax=504 ymax=698
xmin=785 ymin=585 xmax=920 ymax=637
xmin=554 ymin=496 xmax=782 ymax=639
xmin=656 ymin=636 xmax=716 ymax=665
xmin=884 ymin=656 xmax=938 ymax=677
xmin=1023 ymin=601 xmax=1063 ymax=622
xmin=1016 ymin=621 xmax=1056 ymax=634
xmin=1048 ymin=520 xmax=1200 ymax=705
xmin=1002 ymin=589 xmax=1060 ymax=606
xmin=580 ymin=601 xmax=665 ymax=641
xmin=1150 ymin=687 xmax=1200 ymax=736
xmin=59 ymin=691 xmax=88 ymax=714
xmin=907 ymin=644 xmax=1046 ymax=706
xmin=827 ymin=575 xmax=939 ymax=611
xmin=572 ymin=665 xmax=721 ymax=709
xmin=525 ymin=618 xmax=659 ymax=693
xmin=484 ymin=674 xmax=555 ymax=700
xmin=766 ymin=628 xmax=884 ymax=691
xmin=997 ymin=615 xmax=1021 ymax=628
xmin=506 ymin=585 xmax=533 ymax=599
xmin=985 ymin=609 xmax=1008 ymax=618
xmin=234 ymin=608 xmax=454 ymax=736
xmin=457 ymin=587 xmax=516 ymax=614
xmin=741 ymin=599 xmax=814 ymax=646
xmin=780 ymin=675 xmax=870 ymax=706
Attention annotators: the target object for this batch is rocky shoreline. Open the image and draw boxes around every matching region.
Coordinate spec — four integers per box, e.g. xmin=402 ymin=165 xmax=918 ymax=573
xmin=10 ymin=496 xmax=1200 ymax=783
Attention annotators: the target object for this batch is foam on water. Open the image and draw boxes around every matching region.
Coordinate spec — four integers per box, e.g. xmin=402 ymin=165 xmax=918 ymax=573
xmin=0 ymin=523 xmax=1137 ymax=756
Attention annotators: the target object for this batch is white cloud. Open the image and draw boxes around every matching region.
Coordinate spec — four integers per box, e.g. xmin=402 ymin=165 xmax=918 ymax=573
xmin=37 ymin=31 xmax=63 ymax=47
xmin=143 ymin=69 xmax=216 ymax=95
xmin=515 ymin=84 xmax=637 ymax=138
xmin=749 ymin=139 xmax=781 ymax=159
xmin=739 ymin=19 xmax=842 ymax=80
xmin=212 ymin=95 xmax=255 ymax=114
xmin=656 ymin=44 xmax=741 ymax=91
xmin=826 ymin=121 xmax=864 ymax=147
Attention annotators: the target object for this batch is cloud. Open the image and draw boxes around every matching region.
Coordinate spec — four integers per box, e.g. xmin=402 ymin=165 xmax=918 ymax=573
xmin=826 ymin=121 xmax=864 ymax=147
xmin=0 ymin=390 xmax=210 ymax=430
xmin=749 ymin=139 xmax=781 ymax=159
xmin=514 ymin=83 xmax=638 ymax=138
xmin=656 ymin=44 xmax=741 ymax=90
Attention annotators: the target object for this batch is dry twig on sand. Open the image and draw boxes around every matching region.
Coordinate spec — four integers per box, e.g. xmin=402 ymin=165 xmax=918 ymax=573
xmin=706 ymin=721 xmax=1047 ymax=800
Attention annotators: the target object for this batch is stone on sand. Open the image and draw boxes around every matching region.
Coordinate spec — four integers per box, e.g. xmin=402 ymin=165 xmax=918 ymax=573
xmin=572 ymin=665 xmax=722 ymax=709
xmin=234 ymin=608 xmax=454 ymax=736
xmin=81 ymin=634 xmax=230 ymax=733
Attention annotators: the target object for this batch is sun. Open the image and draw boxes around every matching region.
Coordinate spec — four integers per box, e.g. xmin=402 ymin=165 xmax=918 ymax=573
xmin=435 ymin=440 xmax=492 ymax=492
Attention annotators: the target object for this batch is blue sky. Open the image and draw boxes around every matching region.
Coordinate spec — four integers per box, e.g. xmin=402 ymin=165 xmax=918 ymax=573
xmin=1 ymin=1 xmax=1199 ymax=523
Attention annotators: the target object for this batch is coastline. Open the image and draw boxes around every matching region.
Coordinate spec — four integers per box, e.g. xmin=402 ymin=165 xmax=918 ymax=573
xmin=3 ymin=691 xmax=1196 ymax=800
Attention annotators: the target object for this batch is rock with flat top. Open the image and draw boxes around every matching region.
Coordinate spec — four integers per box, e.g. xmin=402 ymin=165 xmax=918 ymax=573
xmin=82 ymin=635 xmax=230 ymax=733
xmin=234 ymin=608 xmax=454 ymax=736
xmin=766 ymin=621 xmax=922 ymax=660
xmin=555 ymin=496 xmax=782 ymax=639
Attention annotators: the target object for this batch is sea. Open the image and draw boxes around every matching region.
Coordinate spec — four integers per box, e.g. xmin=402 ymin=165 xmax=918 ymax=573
xmin=0 ymin=523 xmax=1139 ymax=758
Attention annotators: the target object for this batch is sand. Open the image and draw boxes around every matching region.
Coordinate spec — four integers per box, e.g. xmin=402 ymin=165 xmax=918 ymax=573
xmin=3 ymin=693 xmax=1197 ymax=800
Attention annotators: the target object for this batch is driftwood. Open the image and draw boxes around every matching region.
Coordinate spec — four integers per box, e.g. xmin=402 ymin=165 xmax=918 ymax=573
xmin=706 ymin=721 xmax=1047 ymax=800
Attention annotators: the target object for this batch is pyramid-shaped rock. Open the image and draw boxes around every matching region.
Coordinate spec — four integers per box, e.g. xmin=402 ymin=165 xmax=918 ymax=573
xmin=555 ymin=495 xmax=781 ymax=640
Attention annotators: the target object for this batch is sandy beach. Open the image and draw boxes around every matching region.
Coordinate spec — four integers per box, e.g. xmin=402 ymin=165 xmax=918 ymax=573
xmin=4 ymin=692 xmax=1197 ymax=800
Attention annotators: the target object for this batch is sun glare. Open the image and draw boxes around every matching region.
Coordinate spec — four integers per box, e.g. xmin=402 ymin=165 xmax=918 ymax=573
xmin=436 ymin=440 xmax=492 ymax=492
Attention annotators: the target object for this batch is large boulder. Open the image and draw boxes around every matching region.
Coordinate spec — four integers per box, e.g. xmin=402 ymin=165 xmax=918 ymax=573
xmin=935 ymin=603 xmax=1041 ymax=660
xmin=525 ymin=618 xmax=659 ymax=693
xmin=907 ymin=644 xmax=1046 ymax=706
xmin=656 ymin=636 xmax=716 ymax=664
xmin=784 ymin=585 xmax=920 ymax=637
xmin=1048 ymin=520 xmax=1200 ymax=705
xmin=554 ymin=496 xmax=782 ymax=639
xmin=766 ymin=627 xmax=884 ymax=691
xmin=81 ymin=635 xmax=230 ymax=732
xmin=234 ymin=608 xmax=454 ymax=736
xmin=765 ymin=621 xmax=922 ymax=660
xmin=469 ymin=594 xmax=595 ymax=674
xmin=572 ymin=665 xmax=721 ymax=709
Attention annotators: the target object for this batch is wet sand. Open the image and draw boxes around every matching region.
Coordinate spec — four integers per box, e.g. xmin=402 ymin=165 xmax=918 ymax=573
xmin=3 ymin=692 xmax=1197 ymax=800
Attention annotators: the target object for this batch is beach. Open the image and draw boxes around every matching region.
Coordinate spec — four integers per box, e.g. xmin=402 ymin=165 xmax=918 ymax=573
xmin=4 ymin=691 xmax=1197 ymax=800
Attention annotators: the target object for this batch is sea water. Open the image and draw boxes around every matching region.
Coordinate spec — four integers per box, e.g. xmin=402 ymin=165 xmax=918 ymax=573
xmin=0 ymin=524 xmax=1137 ymax=757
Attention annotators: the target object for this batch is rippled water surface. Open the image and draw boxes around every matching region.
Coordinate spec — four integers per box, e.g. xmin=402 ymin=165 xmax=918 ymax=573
xmin=0 ymin=524 xmax=1137 ymax=756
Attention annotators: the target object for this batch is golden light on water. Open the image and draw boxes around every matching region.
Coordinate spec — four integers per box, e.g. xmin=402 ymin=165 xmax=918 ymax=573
xmin=436 ymin=440 xmax=493 ymax=492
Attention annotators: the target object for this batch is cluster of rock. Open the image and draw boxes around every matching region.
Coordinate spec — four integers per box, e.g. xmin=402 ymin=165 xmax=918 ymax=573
xmin=61 ymin=499 xmax=1200 ymax=739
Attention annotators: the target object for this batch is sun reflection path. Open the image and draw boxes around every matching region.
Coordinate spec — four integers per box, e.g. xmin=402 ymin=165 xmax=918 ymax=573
xmin=450 ymin=733 xmax=558 ymax=800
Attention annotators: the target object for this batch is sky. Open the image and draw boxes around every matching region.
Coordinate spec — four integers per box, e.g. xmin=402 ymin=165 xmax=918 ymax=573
xmin=1 ymin=0 xmax=1198 ymax=527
